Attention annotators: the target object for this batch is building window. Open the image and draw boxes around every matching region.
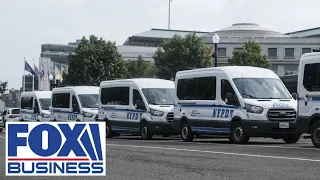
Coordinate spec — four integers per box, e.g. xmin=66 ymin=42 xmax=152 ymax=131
xmin=302 ymin=48 xmax=312 ymax=55
xmin=303 ymin=63 xmax=320 ymax=92
xmin=177 ymin=76 xmax=216 ymax=100
xmin=285 ymin=48 xmax=294 ymax=58
xmin=268 ymin=48 xmax=277 ymax=58
xmin=218 ymin=48 xmax=227 ymax=57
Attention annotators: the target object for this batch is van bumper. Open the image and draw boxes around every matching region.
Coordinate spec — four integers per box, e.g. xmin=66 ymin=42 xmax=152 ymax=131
xmin=296 ymin=116 xmax=310 ymax=133
xmin=242 ymin=120 xmax=300 ymax=138
xmin=148 ymin=121 xmax=176 ymax=135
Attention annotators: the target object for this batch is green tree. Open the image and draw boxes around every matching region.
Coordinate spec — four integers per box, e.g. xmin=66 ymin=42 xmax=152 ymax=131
xmin=285 ymin=70 xmax=296 ymax=75
xmin=65 ymin=35 xmax=127 ymax=86
xmin=0 ymin=80 xmax=8 ymax=100
xmin=125 ymin=55 xmax=157 ymax=78
xmin=228 ymin=40 xmax=271 ymax=68
xmin=154 ymin=33 xmax=212 ymax=80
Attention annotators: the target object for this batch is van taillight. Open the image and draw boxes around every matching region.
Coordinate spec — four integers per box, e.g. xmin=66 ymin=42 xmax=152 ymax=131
xmin=296 ymin=93 xmax=299 ymax=120
xmin=9 ymin=115 xmax=17 ymax=118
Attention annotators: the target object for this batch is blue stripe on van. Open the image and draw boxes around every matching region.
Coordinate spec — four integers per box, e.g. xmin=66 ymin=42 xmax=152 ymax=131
xmin=111 ymin=126 xmax=139 ymax=132
xmin=191 ymin=127 xmax=230 ymax=133
xmin=20 ymin=110 xmax=33 ymax=114
xmin=101 ymin=107 xmax=146 ymax=113
xmin=178 ymin=104 xmax=245 ymax=109
xmin=298 ymin=97 xmax=320 ymax=101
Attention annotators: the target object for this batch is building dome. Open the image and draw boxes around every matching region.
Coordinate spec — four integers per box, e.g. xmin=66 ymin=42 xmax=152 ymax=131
xmin=213 ymin=23 xmax=289 ymax=38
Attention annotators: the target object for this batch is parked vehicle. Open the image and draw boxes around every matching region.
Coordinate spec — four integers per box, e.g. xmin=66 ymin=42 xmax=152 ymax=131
xmin=20 ymin=91 xmax=51 ymax=122
xmin=2 ymin=108 xmax=20 ymax=128
xmin=296 ymin=52 xmax=320 ymax=148
xmin=99 ymin=78 xmax=175 ymax=139
xmin=173 ymin=66 xmax=300 ymax=143
xmin=50 ymin=86 xmax=99 ymax=122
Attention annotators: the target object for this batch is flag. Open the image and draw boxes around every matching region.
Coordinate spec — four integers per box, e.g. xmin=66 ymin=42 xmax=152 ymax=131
xmin=55 ymin=66 xmax=63 ymax=82
xmin=24 ymin=60 xmax=37 ymax=76
xmin=34 ymin=64 xmax=43 ymax=79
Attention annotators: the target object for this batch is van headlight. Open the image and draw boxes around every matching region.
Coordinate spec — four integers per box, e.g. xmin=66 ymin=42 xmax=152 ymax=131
xmin=41 ymin=113 xmax=50 ymax=118
xmin=83 ymin=112 xmax=94 ymax=118
xmin=245 ymin=104 xmax=264 ymax=114
xmin=150 ymin=109 xmax=164 ymax=117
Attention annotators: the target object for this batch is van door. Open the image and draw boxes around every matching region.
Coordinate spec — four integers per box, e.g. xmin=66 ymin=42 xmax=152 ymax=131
xmin=218 ymin=78 xmax=241 ymax=132
xmin=131 ymin=88 xmax=147 ymax=131
xmin=71 ymin=95 xmax=81 ymax=121
xmin=299 ymin=62 xmax=320 ymax=118
xmin=52 ymin=93 xmax=71 ymax=122
xmin=177 ymin=76 xmax=218 ymax=131
xmin=33 ymin=97 xmax=41 ymax=121
xmin=101 ymin=86 xmax=131 ymax=131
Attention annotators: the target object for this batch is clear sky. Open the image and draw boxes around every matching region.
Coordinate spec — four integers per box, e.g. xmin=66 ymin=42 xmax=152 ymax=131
xmin=1 ymin=0 xmax=320 ymax=89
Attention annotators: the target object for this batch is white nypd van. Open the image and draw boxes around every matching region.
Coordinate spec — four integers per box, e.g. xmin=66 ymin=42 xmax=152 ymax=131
xmin=50 ymin=86 xmax=99 ymax=122
xmin=20 ymin=91 xmax=51 ymax=122
xmin=296 ymin=52 xmax=320 ymax=148
xmin=173 ymin=66 xmax=300 ymax=144
xmin=99 ymin=78 xmax=175 ymax=139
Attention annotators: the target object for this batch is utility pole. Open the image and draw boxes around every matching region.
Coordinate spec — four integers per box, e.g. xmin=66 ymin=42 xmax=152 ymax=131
xmin=168 ymin=0 xmax=172 ymax=30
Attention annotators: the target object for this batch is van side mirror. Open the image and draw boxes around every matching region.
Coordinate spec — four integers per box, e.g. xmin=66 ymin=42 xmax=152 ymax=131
xmin=291 ymin=93 xmax=298 ymax=100
xmin=134 ymin=100 xmax=144 ymax=110
xmin=226 ymin=93 xmax=234 ymax=102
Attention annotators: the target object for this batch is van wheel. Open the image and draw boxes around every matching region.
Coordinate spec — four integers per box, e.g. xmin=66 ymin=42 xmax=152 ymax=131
xmin=106 ymin=124 xmax=113 ymax=138
xmin=181 ymin=122 xmax=193 ymax=142
xmin=311 ymin=121 xmax=320 ymax=148
xmin=141 ymin=122 xmax=153 ymax=140
xmin=283 ymin=134 xmax=301 ymax=144
xmin=230 ymin=122 xmax=249 ymax=144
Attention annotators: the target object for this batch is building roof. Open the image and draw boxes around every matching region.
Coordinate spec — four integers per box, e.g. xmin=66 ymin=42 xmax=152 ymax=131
xmin=204 ymin=23 xmax=289 ymax=38
xmin=132 ymin=28 xmax=210 ymax=39
xmin=285 ymin=27 xmax=320 ymax=37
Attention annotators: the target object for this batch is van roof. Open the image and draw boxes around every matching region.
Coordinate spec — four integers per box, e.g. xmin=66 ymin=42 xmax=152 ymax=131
xmin=176 ymin=66 xmax=278 ymax=79
xmin=52 ymin=86 xmax=99 ymax=94
xmin=300 ymin=52 xmax=320 ymax=65
xmin=21 ymin=91 xmax=52 ymax=99
xmin=100 ymin=78 xmax=174 ymax=89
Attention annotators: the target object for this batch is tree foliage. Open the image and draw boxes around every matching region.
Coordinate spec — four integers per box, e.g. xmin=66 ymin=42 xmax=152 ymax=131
xmin=64 ymin=35 xmax=127 ymax=86
xmin=285 ymin=70 xmax=296 ymax=75
xmin=228 ymin=40 xmax=271 ymax=68
xmin=154 ymin=33 xmax=212 ymax=80
xmin=0 ymin=81 xmax=8 ymax=94
xmin=125 ymin=55 xmax=156 ymax=78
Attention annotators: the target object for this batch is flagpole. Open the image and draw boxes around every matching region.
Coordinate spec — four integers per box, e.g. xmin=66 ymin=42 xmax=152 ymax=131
xmin=23 ymin=57 xmax=26 ymax=92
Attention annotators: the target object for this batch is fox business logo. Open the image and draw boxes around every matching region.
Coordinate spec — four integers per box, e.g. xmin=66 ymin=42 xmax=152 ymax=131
xmin=6 ymin=122 xmax=106 ymax=176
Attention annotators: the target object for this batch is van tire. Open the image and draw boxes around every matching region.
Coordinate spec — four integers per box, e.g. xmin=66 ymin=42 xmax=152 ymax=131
xmin=283 ymin=134 xmax=301 ymax=144
xmin=181 ymin=122 xmax=193 ymax=142
xmin=230 ymin=122 xmax=249 ymax=144
xmin=106 ymin=124 xmax=113 ymax=138
xmin=141 ymin=122 xmax=153 ymax=140
xmin=311 ymin=121 xmax=320 ymax=148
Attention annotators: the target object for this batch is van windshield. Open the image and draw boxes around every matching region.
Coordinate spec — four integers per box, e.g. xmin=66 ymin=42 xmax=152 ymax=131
xmin=233 ymin=78 xmax=291 ymax=99
xmin=142 ymin=88 xmax=174 ymax=105
xmin=78 ymin=94 xmax=99 ymax=108
xmin=39 ymin=98 xmax=51 ymax=110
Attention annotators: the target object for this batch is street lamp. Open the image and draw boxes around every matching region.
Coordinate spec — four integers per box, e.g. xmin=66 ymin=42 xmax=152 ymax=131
xmin=212 ymin=32 xmax=220 ymax=67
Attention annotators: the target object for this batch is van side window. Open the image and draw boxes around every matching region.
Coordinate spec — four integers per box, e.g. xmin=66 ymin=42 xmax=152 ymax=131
xmin=52 ymin=93 xmax=70 ymax=108
xmin=221 ymin=79 xmax=239 ymax=106
xmin=177 ymin=77 xmax=216 ymax=100
xmin=101 ymin=87 xmax=129 ymax=105
xmin=21 ymin=97 xmax=33 ymax=110
xmin=303 ymin=63 xmax=320 ymax=91
xmin=133 ymin=89 xmax=146 ymax=110
xmin=72 ymin=95 xmax=80 ymax=113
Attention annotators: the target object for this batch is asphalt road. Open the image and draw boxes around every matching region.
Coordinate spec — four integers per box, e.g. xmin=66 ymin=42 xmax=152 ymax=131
xmin=0 ymin=132 xmax=319 ymax=180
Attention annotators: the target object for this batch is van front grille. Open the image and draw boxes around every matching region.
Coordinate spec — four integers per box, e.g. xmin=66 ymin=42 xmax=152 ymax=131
xmin=267 ymin=109 xmax=296 ymax=121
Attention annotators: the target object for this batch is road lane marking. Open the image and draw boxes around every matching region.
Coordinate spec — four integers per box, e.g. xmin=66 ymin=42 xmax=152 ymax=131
xmin=106 ymin=143 xmax=320 ymax=162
